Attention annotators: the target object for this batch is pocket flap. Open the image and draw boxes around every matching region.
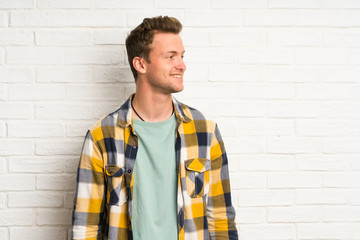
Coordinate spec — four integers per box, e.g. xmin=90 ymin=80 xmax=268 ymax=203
xmin=105 ymin=164 xmax=125 ymax=177
xmin=185 ymin=158 xmax=211 ymax=172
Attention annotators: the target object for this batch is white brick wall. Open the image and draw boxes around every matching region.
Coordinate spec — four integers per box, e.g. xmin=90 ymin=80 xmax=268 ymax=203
xmin=1 ymin=1 xmax=359 ymax=239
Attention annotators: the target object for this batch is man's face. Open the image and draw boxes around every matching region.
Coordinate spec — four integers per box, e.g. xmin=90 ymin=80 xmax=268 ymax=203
xmin=143 ymin=32 xmax=186 ymax=94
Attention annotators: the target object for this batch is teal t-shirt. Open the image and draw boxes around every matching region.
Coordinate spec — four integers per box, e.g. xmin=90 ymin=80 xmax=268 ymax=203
xmin=132 ymin=113 xmax=178 ymax=240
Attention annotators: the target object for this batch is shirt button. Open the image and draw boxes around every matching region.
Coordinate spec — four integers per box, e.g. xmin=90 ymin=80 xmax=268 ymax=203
xmin=132 ymin=146 xmax=137 ymax=149
xmin=127 ymin=169 xmax=132 ymax=173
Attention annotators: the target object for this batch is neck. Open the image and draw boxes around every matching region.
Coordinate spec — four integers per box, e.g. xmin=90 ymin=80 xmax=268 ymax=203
xmin=132 ymin=84 xmax=174 ymax=122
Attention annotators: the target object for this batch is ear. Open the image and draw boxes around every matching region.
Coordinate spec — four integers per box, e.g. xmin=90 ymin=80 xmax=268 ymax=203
xmin=133 ymin=57 xmax=147 ymax=74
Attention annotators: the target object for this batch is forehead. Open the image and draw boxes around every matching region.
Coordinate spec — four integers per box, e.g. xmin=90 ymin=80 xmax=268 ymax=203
xmin=151 ymin=32 xmax=184 ymax=53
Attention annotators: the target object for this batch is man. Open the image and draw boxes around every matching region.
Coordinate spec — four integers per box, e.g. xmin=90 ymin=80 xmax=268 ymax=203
xmin=72 ymin=16 xmax=238 ymax=240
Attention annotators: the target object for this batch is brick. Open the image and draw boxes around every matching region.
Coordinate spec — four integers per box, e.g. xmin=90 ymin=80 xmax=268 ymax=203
xmin=238 ymin=83 xmax=294 ymax=99
xmin=184 ymin=10 xmax=242 ymax=27
xmin=238 ymin=190 xmax=294 ymax=206
xmin=299 ymin=10 xmax=360 ymax=27
xmin=324 ymin=137 xmax=360 ymax=153
xmin=324 ymin=30 xmax=360 ymax=47
xmin=212 ymin=0 xmax=266 ymax=8
xmin=230 ymin=172 xmax=266 ymax=189
xmin=36 ymin=139 xmax=83 ymax=156
xmin=0 ymin=210 xmax=33 ymax=226
xmin=93 ymin=103 xmax=124 ymax=119
xmin=238 ymin=48 xmax=293 ymax=64
xmin=8 ymin=121 xmax=64 ymax=137
xmin=238 ymin=154 xmax=293 ymax=171
xmin=0 ymin=30 xmax=34 ymax=45
xmin=269 ymin=0 xmax=320 ymax=8
xmin=323 ymin=67 xmax=360 ymax=83
xmin=0 ymin=0 xmax=34 ymax=8
xmin=7 ymin=47 xmax=63 ymax=65
xmin=182 ymin=64 xmax=208 ymax=82
xmin=296 ymin=47 xmax=348 ymax=65
xmin=8 ymin=192 xmax=63 ymax=207
xmin=94 ymin=0 xmax=152 ymax=8
xmin=64 ymin=192 xmax=75 ymax=209
xmin=268 ymin=66 xmax=320 ymax=83
xmin=0 ymin=102 xmax=32 ymax=119
xmin=37 ymin=174 xmax=76 ymax=190
xmin=324 ymin=173 xmax=360 ymax=187
xmin=181 ymin=83 xmax=237 ymax=99
xmin=296 ymin=189 xmax=349 ymax=204
xmin=66 ymin=84 xmax=123 ymax=100
xmin=296 ymin=154 xmax=351 ymax=171
xmin=268 ymin=101 xmax=321 ymax=118
xmin=353 ymin=154 xmax=360 ymax=170
xmin=8 ymin=84 xmax=64 ymax=100
xmin=268 ymin=137 xmax=321 ymax=154
xmin=297 ymin=119 xmax=350 ymax=136
xmin=94 ymin=29 xmax=127 ymax=45
xmin=0 ymin=67 xmax=33 ymax=83
xmin=350 ymin=190 xmax=360 ymax=205
xmin=268 ymin=206 xmax=321 ymax=222
xmin=36 ymin=209 xmax=72 ymax=225
xmin=0 ymin=228 xmax=6 ymax=240
xmin=325 ymin=0 xmax=360 ymax=8
xmin=324 ymin=206 xmax=360 ymax=222
xmin=297 ymin=223 xmax=360 ymax=239
xmin=0 ymin=140 xmax=33 ymax=156
xmin=66 ymin=122 xmax=92 ymax=137
xmin=209 ymin=65 xmax=266 ymax=82
xmin=64 ymin=157 xmax=79 ymax=173
xmin=0 ymin=48 xmax=4 ymax=64
xmin=212 ymin=101 xmax=266 ymax=117
xmin=127 ymin=11 xmax=184 ymax=28
xmin=155 ymin=0 xmax=209 ymax=8
xmin=235 ymin=207 xmax=266 ymax=224
xmin=322 ymin=102 xmax=360 ymax=118
xmin=349 ymin=48 xmax=360 ymax=65
xmin=38 ymin=0 xmax=93 ymax=8
xmin=35 ymin=30 xmax=93 ymax=46
xmin=210 ymin=29 xmax=265 ymax=47
xmin=67 ymin=10 xmax=126 ymax=27
xmin=0 ymin=174 xmax=35 ymax=190
xmin=0 ymin=84 xmax=7 ymax=100
xmin=268 ymin=29 xmax=322 ymax=47
xmin=181 ymin=29 xmax=209 ymax=47
xmin=186 ymin=48 xmax=237 ymax=64
xmin=0 ymin=193 xmax=5 ymax=208
xmin=9 ymin=156 xmax=64 ymax=173
xmin=37 ymin=67 xmax=92 ymax=83
xmin=225 ymin=137 xmax=265 ymax=154
xmin=268 ymin=173 xmax=322 ymax=188
xmin=240 ymin=224 xmax=294 ymax=239
xmin=0 ymin=11 xmax=7 ymax=27
xmin=10 ymin=10 xmax=66 ymax=27
xmin=0 ymin=157 xmax=5 ymax=173
xmin=237 ymin=119 xmax=294 ymax=136
xmin=94 ymin=67 xmax=133 ymax=83
xmin=64 ymin=47 xmax=123 ymax=65
xmin=9 ymin=227 xmax=66 ymax=240
xmin=244 ymin=10 xmax=297 ymax=26
xmin=35 ymin=103 xmax=93 ymax=120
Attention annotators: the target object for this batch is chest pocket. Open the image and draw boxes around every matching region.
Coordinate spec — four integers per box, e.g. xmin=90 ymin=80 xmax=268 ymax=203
xmin=105 ymin=164 xmax=127 ymax=206
xmin=185 ymin=158 xmax=211 ymax=198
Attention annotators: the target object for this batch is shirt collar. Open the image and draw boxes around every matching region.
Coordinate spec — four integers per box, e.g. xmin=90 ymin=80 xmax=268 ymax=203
xmin=117 ymin=93 xmax=191 ymax=128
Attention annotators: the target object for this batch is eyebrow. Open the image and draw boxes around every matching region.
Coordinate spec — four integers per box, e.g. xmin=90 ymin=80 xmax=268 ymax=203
xmin=166 ymin=50 xmax=185 ymax=54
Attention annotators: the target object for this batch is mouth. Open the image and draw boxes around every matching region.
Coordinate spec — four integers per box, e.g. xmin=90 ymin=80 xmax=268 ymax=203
xmin=170 ymin=74 xmax=183 ymax=79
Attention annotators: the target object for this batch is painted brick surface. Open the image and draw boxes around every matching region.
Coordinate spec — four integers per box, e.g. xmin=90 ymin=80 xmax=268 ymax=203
xmin=1 ymin=1 xmax=359 ymax=239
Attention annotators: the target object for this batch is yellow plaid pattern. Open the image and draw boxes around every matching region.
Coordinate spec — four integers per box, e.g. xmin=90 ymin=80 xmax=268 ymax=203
xmin=72 ymin=94 xmax=238 ymax=240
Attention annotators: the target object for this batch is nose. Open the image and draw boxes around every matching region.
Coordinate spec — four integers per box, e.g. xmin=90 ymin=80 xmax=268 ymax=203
xmin=176 ymin=58 xmax=186 ymax=71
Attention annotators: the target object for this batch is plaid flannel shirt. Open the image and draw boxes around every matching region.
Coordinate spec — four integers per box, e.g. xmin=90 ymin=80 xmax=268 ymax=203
xmin=72 ymin=94 xmax=238 ymax=240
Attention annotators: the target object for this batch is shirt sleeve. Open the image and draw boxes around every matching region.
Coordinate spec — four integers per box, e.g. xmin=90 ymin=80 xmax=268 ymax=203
xmin=72 ymin=130 xmax=106 ymax=240
xmin=207 ymin=124 xmax=238 ymax=240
